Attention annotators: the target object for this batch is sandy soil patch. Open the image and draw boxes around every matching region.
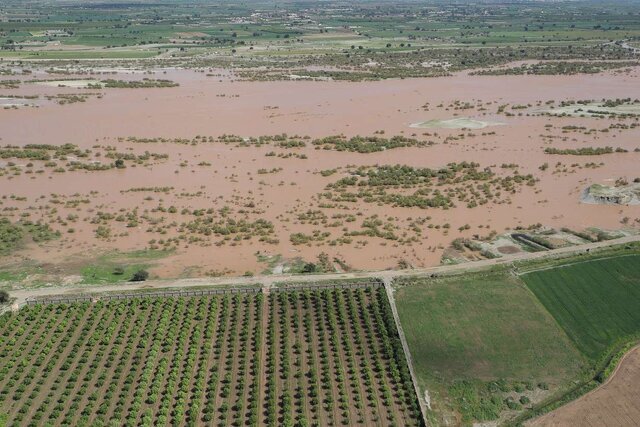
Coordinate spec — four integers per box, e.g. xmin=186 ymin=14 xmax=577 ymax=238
xmin=35 ymin=79 xmax=100 ymax=88
xmin=0 ymin=97 xmax=31 ymax=107
xmin=409 ymin=117 xmax=505 ymax=129
xmin=175 ymin=32 xmax=209 ymax=38
xmin=497 ymin=245 xmax=521 ymax=255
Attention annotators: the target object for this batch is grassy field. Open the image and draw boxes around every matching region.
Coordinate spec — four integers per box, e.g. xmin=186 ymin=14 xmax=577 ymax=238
xmin=0 ymin=286 xmax=422 ymax=426
xmin=522 ymin=254 xmax=640 ymax=360
xmin=79 ymin=250 xmax=171 ymax=284
xmin=394 ymin=271 xmax=585 ymax=425
xmin=0 ymin=249 xmax=172 ymax=290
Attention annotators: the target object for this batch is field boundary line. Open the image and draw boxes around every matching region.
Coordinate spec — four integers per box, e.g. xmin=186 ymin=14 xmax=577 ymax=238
xmin=515 ymin=253 xmax=640 ymax=276
xmin=529 ymin=343 xmax=640 ymax=425
xmin=20 ymin=280 xmax=385 ymax=307
xmin=23 ymin=286 xmax=261 ymax=306
xmin=597 ymin=343 xmax=640 ymax=389
xmin=7 ymin=234 xmax=640 ymax=308
xmin=381 ymin=277 xmax=430 ymax=427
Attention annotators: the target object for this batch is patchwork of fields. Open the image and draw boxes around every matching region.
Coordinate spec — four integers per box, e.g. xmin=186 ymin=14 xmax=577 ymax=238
xmin=394 ymin=248 xmax=640 ymax=426
xmin=0 ymin=287 xmax=422 ymax=426
xmin=394 ymin=272 xmax=585 ymax=425
xmin=1 ymin=247 xmax=639 ymax=426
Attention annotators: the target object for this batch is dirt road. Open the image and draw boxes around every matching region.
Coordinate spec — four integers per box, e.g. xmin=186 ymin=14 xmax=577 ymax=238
xmin=9 ymin=234 xmax=639 ymax=306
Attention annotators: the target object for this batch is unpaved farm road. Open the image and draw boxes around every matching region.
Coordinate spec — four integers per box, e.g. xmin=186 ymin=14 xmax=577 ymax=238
xmin=9 ymin=234 xmax=640 ymax=306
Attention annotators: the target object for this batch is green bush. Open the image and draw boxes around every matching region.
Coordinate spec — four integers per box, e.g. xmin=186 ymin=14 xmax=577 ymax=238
xmin=302 ymin=263 xmax=317 ymax=274
xmin=0 ymin=218 xmax=23 ymax=255
xmin=130 ymin=269 xmax=149 ymax=282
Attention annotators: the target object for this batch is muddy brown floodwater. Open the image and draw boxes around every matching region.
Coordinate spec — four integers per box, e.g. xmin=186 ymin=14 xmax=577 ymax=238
xmin=0 ymin=68 xmax=639 ymax=277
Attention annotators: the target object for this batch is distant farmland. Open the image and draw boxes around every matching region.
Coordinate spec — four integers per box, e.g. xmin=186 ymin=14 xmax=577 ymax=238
xmin=522 ymin=254 xmax=640 ymax=360
xmin=0 ymin=287 xmax=422 ymax=426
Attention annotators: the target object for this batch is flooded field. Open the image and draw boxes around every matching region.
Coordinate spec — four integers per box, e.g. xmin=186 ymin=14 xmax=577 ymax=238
xmin=1 ymin=68 xmax=639 ymax=278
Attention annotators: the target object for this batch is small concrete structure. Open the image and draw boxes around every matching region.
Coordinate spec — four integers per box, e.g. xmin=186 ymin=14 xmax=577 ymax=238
xmin=582 ymin=183 xmax=640 ymax=206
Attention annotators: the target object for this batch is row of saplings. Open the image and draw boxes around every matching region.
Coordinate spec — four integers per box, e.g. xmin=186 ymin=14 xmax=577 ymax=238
xmin=261 ymin=289 xmax=421 ymax=426
xmin=0 ymin=289 xmax=421 ymax=426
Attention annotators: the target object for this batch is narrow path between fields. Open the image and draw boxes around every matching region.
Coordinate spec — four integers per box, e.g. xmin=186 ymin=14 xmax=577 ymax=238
xmin=383 ymin=277 xmax=430 ymax=427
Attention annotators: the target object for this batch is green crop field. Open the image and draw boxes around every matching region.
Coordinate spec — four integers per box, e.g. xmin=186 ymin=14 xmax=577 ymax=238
xmin=394 ymin=272 xmax=585 ymax=425
xmin=522 ymin=254 xmax=640 ymax=360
